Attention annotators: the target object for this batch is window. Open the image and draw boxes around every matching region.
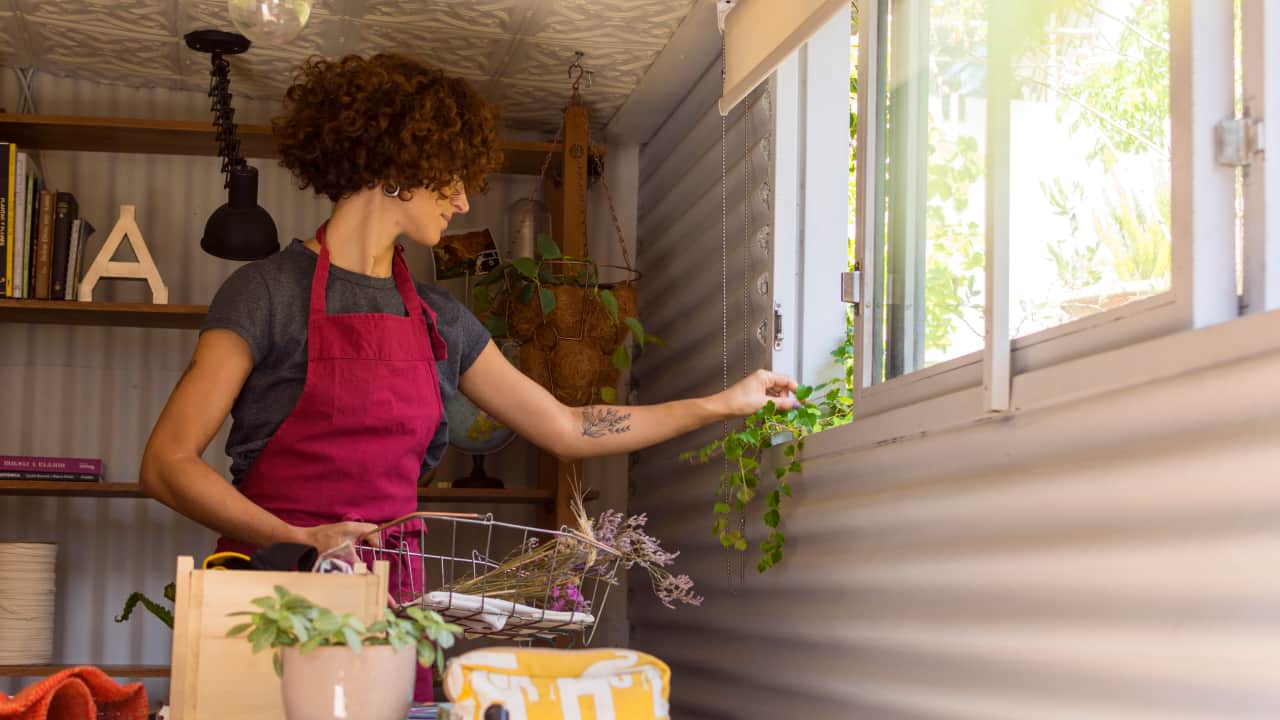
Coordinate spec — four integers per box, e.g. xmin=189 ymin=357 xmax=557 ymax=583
xmin=848 ymin=0 xmax=1239 ymax=415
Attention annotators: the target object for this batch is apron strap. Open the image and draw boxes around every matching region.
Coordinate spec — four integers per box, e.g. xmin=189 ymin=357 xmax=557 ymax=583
xmin=310 ymin=222 xmax=448 ymax=360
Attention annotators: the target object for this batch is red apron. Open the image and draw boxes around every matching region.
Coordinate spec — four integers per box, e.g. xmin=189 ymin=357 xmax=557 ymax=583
xmin=215 ymin=223 xmax=447 ymax=701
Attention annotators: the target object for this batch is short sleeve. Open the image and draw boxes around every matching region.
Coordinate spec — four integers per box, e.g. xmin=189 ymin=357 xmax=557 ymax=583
xmin=202 ymin=264 xmax=273 ymax=364
xmin=454 ymin=302 xmax=490 ymax=374
xmin=419 ymin=284 xmax=491 ymax=375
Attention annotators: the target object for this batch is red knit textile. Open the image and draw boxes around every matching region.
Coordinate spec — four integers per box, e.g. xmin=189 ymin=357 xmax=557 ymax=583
xmin=0 ymin=667 xmax=147 ymax=720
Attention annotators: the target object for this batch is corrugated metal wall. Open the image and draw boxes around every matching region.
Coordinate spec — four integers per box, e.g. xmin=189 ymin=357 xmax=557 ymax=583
xmin=0 ymin=69 xmax=641 ymax=699
xmin=630 ymin=42 xmax=1280 ymax=720
xmin=630 ymin=51 xmax=779 ymax=714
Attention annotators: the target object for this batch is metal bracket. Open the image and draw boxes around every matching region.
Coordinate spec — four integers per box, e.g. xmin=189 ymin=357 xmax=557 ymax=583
xmin=716 ymin=0 xmax=737 ymax=34
xmin=773 ymin=303 xmax=784 ymax=351
xmin=1215 ymin=113 xmax=1265 ymax=168
xmin=841 ymin=262 xmax=862 ymax=314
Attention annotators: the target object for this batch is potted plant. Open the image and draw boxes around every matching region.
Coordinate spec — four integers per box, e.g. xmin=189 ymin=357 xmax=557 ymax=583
xmin=473 ymin=233 xmax=660 ymax=406
xmin=228 ymin=586 xmax=462 ymax=720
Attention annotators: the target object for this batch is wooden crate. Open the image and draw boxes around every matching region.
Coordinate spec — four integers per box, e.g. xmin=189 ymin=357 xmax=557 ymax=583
xmin=168 ymin=555 xmax=389 ymax=720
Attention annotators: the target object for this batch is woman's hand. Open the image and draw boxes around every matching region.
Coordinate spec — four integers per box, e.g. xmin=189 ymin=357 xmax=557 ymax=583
xmin=293 ymin=521 xmax=379 ymax=554
xmin=714 ymin=369 xmax=801 ymax=417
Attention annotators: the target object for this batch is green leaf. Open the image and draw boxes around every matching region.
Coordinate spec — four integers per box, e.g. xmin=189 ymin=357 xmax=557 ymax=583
xmin=784 ymin=444 xmax=796 ymax=458
xmin=764 ymin=509 xmax=781 ymax=528
xmin=341 ymin=626 xmax=362 ymax=653
xmin=623 ymin=317 xmax=645 ymax=345
xmin=714 ymin=501 xmax=731 ymax=514
xmin=512 ymin=257 xmax=539 ymax=279
xmin=250 ymin=623 xmax=278 ymax=654
xmin=472 ymin=285 xmax=491 ymax=314
xmin=536 ymin=233 xmax=562 ymax=259
xmin=273 ymin=651 xmax=284 ymax=677
xmin=795 ymin=385 xmax=814 ymax=402
xmin=599 ymin=386 xmax=617 ymax=403
xmin=518 ymin=281 xmax=536 ymax=304
xmin=774 ymin=467 xmax=787 ymax=480
xmin=733 ymin=537 xmax=748 ymax=551
xmin=645 ymin=333 xmax=666 ymax=347
xmin=539 ymin=287 xmax=556 ymax=315
xmin=612 ymin=345 xmax=631 ymax=371
xmin=599 ymin=289 xmax=619 ymax=323
xmin=789 ymin=460 xmax=802 ymax=474
xmin=483 ymin=316 xmax=508 ymax=337
xmin=226 ymin=622 xmax=253 ymax=638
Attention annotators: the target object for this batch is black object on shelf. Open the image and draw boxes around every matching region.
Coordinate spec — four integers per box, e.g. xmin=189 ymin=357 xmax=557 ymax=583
xmin=451 ymin=454 xmax=505 ymax=490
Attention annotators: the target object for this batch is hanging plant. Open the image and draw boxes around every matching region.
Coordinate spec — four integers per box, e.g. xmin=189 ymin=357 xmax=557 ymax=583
xmin=114 ymin=582 xmax=176 ymax=629
xmin=472 ymin=233 xmax=662 ymax=406
xmin=681 ymin=339 xmax=854 ymax=573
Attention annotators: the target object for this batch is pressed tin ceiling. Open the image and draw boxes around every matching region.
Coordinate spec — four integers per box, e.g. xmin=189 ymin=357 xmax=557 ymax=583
xmin=0 ymin=0 xmax=701 ymax=132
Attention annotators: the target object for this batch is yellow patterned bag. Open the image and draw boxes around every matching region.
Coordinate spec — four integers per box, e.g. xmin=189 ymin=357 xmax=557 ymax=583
xmin=443 ymin=647 xmax=671 ymax=720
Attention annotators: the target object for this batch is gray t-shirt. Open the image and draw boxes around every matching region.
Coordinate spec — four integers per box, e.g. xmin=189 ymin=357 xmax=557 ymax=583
xmin=202 ymin=241 xmax=490 ymax=483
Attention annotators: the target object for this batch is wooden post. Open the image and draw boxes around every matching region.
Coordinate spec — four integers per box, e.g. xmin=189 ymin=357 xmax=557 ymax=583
xmin=538 ymin=100 xmax=591 ymax=530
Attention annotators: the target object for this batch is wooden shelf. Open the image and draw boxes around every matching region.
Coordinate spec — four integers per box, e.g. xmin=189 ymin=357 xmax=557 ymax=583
xmin=421 ymin=486 xmax=555 ymax=504
xmin=0 ymin=664 xmax=170 ymax=678
xmin=0 ymin=480 xmax=145 ymax=497
xmin=0 ymin=113 xmax=590 ymax=176
xmin=0 ymin=299 xmax=208 ymax=329
xmin=0 ymin=480 xmax=557 ymax=504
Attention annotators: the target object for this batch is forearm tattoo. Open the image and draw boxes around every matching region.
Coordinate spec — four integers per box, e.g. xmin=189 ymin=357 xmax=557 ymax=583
xmin=581 ymin=406 xmax=632 ymax=438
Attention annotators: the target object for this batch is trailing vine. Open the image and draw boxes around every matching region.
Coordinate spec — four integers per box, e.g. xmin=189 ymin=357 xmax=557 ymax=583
xmin=681 ymin=336 xmax=854 ymax=573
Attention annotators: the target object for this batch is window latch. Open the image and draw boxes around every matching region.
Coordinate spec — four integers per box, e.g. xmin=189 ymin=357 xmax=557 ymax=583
xmin=773 ymin=303 xmax=784 ymax=351
xmin=1215 ymin=114 xmax=1264 ymax=169
xmin=841 ymin=263 xmax=862 ymax=315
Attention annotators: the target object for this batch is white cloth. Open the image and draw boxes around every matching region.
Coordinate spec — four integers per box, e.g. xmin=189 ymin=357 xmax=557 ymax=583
xmin=417 ymin=591 xmax=595 ymax=635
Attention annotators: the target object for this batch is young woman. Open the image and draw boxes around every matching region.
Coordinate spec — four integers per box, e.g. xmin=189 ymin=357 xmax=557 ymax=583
xmin=140 ymin=53 xmax=797 ymax=700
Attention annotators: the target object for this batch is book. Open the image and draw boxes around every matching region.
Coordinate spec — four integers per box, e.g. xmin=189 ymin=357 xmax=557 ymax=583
xmin=67 ymin=218 xmax=94 ymax=301
xmin=50 ymin=192 xmax=78 ymax=299
xmin=0 ymin=142 xmax=11 ymax=297
xmin=0 ymin=471 xmax=102 ymax=482
xmin=27 ymin=174 xmax=42 ymax=294
xmin=11 ymin=152 xmax=27 ymax=299
xmin=0 ymin=455 xmax=103 ymax=475
xmin=34 ymin=188 xmax=55 ymax=299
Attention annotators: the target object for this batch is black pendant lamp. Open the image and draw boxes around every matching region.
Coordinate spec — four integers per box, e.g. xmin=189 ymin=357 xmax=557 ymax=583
xmin=185 ymin=29 xmax=279 ymax=261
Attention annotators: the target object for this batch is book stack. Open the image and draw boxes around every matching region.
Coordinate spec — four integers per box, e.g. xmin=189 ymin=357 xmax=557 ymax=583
xmin=0 ymin=455 xmax=103 ymax=482
xmin=0 ymin=142 xmax=95 ymax=300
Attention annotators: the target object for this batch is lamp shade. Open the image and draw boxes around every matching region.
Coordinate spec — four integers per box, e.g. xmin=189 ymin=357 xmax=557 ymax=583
xmin=201 ymin=165 xmax=279 ymax=261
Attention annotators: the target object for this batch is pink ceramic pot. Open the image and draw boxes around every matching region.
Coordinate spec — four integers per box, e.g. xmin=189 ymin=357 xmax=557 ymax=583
xmin=280 ymin=644 xmax=416 ymax=720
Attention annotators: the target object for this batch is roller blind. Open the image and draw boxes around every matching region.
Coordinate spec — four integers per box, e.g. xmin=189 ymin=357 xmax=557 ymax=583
xmin=719 ymin=0 xmax=847 ymax=114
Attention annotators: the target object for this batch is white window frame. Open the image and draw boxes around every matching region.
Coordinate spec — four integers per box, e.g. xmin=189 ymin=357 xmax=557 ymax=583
xmin=771 ymin=5 xmax=852 ymax=387
xmin=844 ymin=0 xmax=1240 ymax=420
xmin=1242 ymin=0 xmax=1280 ymax=315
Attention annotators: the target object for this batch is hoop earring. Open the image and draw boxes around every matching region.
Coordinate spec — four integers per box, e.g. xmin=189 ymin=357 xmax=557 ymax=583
xmin=382 ymin=183 xmax=401 ymax=199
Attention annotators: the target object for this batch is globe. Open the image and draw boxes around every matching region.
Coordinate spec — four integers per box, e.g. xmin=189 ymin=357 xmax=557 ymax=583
xmin=444 ymin=392 xmax=516 ymax=456
xmin=444 ymin=392 xmax=515 ymax=489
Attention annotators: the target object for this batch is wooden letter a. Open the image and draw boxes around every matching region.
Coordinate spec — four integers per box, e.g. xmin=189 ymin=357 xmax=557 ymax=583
xmin=77 ymin=205 xmax=168 ymax=304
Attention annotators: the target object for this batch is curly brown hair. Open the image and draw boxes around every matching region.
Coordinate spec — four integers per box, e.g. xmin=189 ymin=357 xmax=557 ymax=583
xmin=273 ymin=54 xmax=503 ymax=202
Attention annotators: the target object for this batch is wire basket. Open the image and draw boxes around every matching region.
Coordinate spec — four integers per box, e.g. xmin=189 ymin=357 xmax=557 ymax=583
xmin=341 ymin=512 xmax=622 ymax=644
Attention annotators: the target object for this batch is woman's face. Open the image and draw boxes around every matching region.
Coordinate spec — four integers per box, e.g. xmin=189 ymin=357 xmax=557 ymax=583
xmin=402 ymin=180 xmax=470 ymax=247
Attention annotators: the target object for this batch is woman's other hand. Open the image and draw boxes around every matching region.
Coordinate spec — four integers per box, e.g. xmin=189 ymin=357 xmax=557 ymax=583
xmin=294 ymin=521 xmax=379 ymax=554
xmin=715 ymin=369 xmax=801 ymax=417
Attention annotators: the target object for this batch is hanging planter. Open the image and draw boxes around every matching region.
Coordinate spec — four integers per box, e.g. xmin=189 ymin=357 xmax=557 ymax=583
xmin=473 ymin=234 xmax=658 ymax=406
